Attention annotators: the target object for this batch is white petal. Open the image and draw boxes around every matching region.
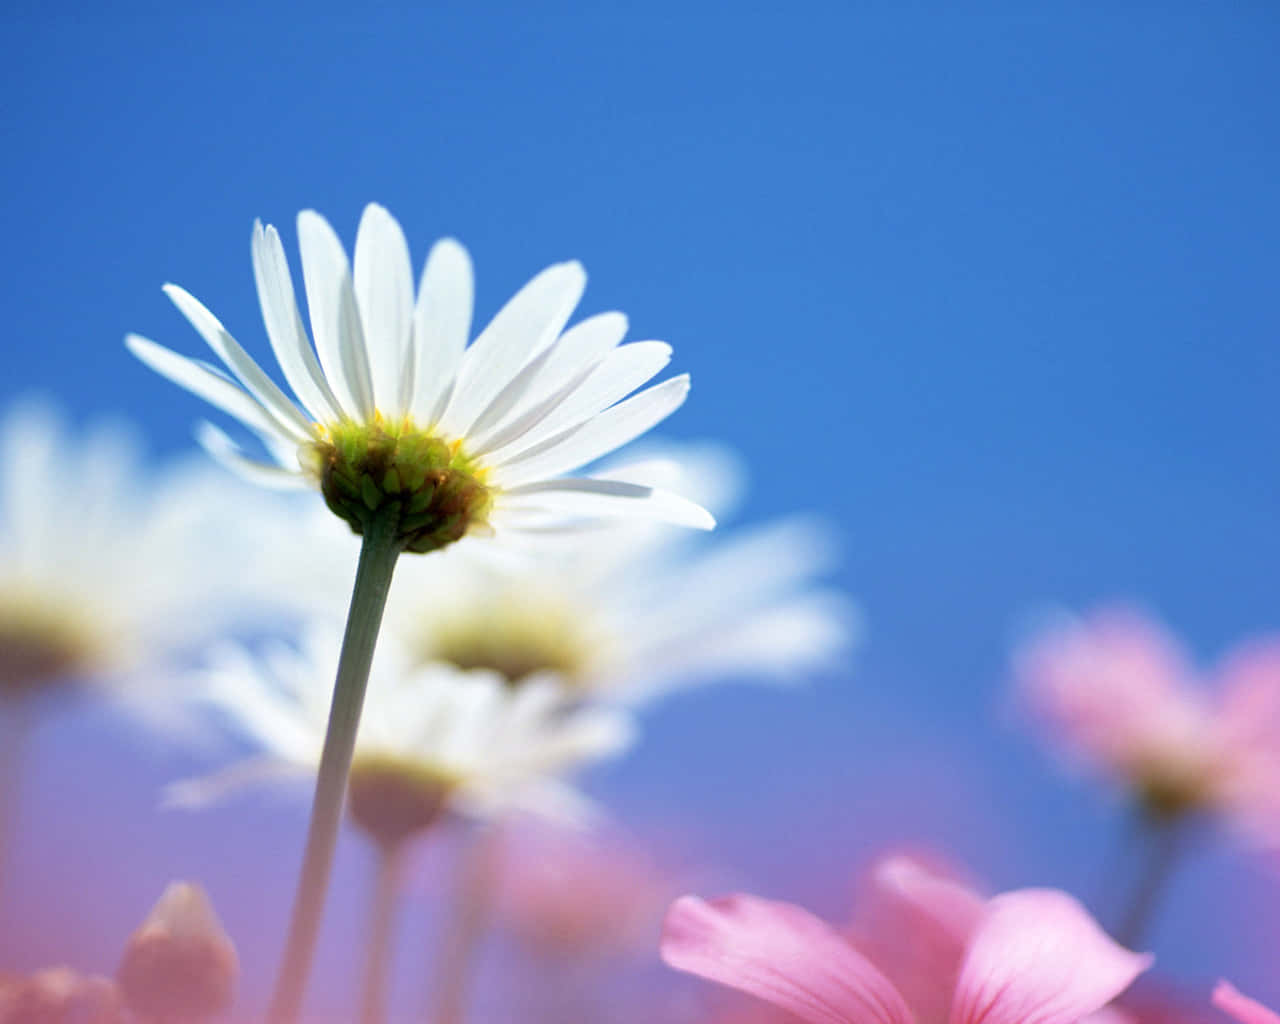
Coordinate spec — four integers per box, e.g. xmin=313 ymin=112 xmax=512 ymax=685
xmin=354 ymin=204 xmax=414 ymax=416
xmin=479 ymin=341 xmax=671 ymax=459
xmin=126 ymin=334 xmax=286 ymax=442
xmin=466 ymin=360 xmax=598 ymax=458
xmin=252 ymin=220 xmax=344 ymax=422
xmin=492 ymin=374 xmax=690 ymax=487
xmin=463 ymin=342 xmax=561 ymax=449
xmin=297 ymin=210 xmax=375 ymax=421
xmin=411 ymin=238 xmax=474 ymax=424
xmin=0 ymin=402 xmax=62 ymax=561
xmin=502 ymin=477 xmax=714 ymax=529
xmin=494 ymin=311 xmax=629 ymax=425
xmin=466 ymin=312 xmax=633 ymax=456
xmin=162 ymin=284 xmax=314 ymax=443
xmin=163 ymin=757 xmax=312 ymax=809
xmin=196 ymin=421 xmax=308 ymax=489
xmin=438 ymin=261 xmax=586 ymax=438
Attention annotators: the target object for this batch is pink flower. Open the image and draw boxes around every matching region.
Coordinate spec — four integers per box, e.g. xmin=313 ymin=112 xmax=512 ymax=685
xmin=1213 ymin=982 xmax=1280 ymax=1024
xmin=1014 ymin=606 xmax=1280 ymax=839
xmin=661 ymin=855 xmax=1151 ymax=1024
xmin=496 ymin=822 xmax=678 ymax=960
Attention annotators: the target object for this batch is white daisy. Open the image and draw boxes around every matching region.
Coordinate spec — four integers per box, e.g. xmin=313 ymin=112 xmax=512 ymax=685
xmin=126 ymin=203 xmax=710 ymax=555
xmin=0 ymin=398 xmax=296 ymax=698
xmin=167 ymin=624 xmax=635 ymax=846
xmin=381 ymin=444 xmax=860 ymax=703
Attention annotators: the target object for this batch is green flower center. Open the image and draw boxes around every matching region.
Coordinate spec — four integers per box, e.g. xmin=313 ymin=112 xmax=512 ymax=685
xmin=302 ymin=419 xmax=493 ymax=555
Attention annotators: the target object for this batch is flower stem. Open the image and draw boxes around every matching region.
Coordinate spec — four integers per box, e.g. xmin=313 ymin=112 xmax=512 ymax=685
xmin=0 ymin=697 xmax=33 ymax=904
xmin=267 ymin=506 xmax=402 ymax=1024
xmin=1114 ymin=809 xmax=1185 ymax=949
xmin=359 ymin=840 xmax=405 ymax=1024
xmin=427 ymin=824 xmax=504 ymax=1024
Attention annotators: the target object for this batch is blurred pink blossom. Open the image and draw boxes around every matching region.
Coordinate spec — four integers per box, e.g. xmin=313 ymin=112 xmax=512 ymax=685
xmin=661 ymin=853 xmax=1151 ymax=1024
xmin=1214 ymin=982 xmax=1280 ymax=1024
xmin=496 ymin=821 xmax=678 ymax=961
xmin=1014 ymin=607 xmax=1280 ymax=841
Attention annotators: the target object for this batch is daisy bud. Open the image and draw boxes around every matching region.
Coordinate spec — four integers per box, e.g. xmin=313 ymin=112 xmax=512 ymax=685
xmin=0 ymin=967 xmax=126 ymax=1023
xmin=116 ymin=882 xmax=238 ymax=1022
xmin=347 ymin=752 xmax=457 ymax=849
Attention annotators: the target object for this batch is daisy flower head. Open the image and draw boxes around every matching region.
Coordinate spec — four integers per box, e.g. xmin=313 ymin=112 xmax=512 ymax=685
xmin=1014 ymin=606 xmax=1280 ymax=842
xmin=167 ymin=623 xmax=635 ymax=848
xmin=0 ymin=398 xmax=295 ymax=699
xmin=126 ymin=203 xmax=711 ymax=556
xmin=380 ymin=443 xmax=858 ymax=702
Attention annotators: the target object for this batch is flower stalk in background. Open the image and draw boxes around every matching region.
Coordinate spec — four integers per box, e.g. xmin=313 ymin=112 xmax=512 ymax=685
xmin=661 ymin=853 xmax=1152 ymax=1024
xmin=127 ymin=202 xmax=704 ymax=1022
xmin=1014 ymin=606 xmax=1280 ymax=944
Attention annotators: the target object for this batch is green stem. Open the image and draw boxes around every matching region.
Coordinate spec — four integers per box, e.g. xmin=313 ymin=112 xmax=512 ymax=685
xmin=1114 ymin=810 xmax=1185 ymax=949
xmin=358 ymin=841 xmax=405 ymax=1024
xmin=427 ymin=824 xmax=503 ymax=1024
xmin=267 ymin=507 xmax=402 ymax=1024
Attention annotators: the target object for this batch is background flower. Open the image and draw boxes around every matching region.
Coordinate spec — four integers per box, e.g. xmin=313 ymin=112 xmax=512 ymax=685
xmin=165 ymin=623 xmax=635 ymax=828
xmin=1014 ymin=606 xmax=1280 ymax=846
xmin=0 ymin=398 xmax=298 ymax=698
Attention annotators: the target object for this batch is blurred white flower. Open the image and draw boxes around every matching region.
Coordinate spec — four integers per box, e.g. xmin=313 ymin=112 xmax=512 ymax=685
xmin=0 ymin=399 xmax=297 ymax=699
xmin=166 ymin=623 xmax=635 ymax=838
xmin=127 ymin=203 xmax=710 ymax=556
xmin=379 ymin=444 xmax=860 ymax=703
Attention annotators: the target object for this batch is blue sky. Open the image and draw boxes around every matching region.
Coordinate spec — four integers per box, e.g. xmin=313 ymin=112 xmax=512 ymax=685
xmin=3 ymin=2 xmax=1278 ymax=1009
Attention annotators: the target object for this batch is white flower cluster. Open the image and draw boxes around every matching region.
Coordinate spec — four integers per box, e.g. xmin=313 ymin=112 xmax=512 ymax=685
xmin=3 ymin=204 xmax=856 ymax=848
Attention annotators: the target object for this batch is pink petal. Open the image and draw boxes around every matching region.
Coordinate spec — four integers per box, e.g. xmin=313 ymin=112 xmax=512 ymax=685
xmin=1214 ymin=639 xmax=1280 ymax=747
xmin=850 ymin=854 xmax=986 ymax=1024
xmin=661 ymin=894 xmax=914 ymax=1024
xmin=1080 ymin=1009 xmax=1137 ymax=1024
xmin=1210 ymin=639 xmax=1280 ymax=843
xmin=1015 ymin=607 xmax=1204 ymax=776
xmin=1213 ymin=982 xmax=1280 ymax=1024
xmin=950 ymin=889 xmax=1152 ymax=1024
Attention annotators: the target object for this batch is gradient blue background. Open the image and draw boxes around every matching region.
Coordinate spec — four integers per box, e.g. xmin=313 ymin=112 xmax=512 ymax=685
xmin=2 ymin=2 xmax=1277 ymax=1014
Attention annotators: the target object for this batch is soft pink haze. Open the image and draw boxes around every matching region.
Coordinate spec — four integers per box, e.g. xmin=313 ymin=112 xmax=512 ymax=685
xmin=496 ymin=821 xmax=677 ymax=960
